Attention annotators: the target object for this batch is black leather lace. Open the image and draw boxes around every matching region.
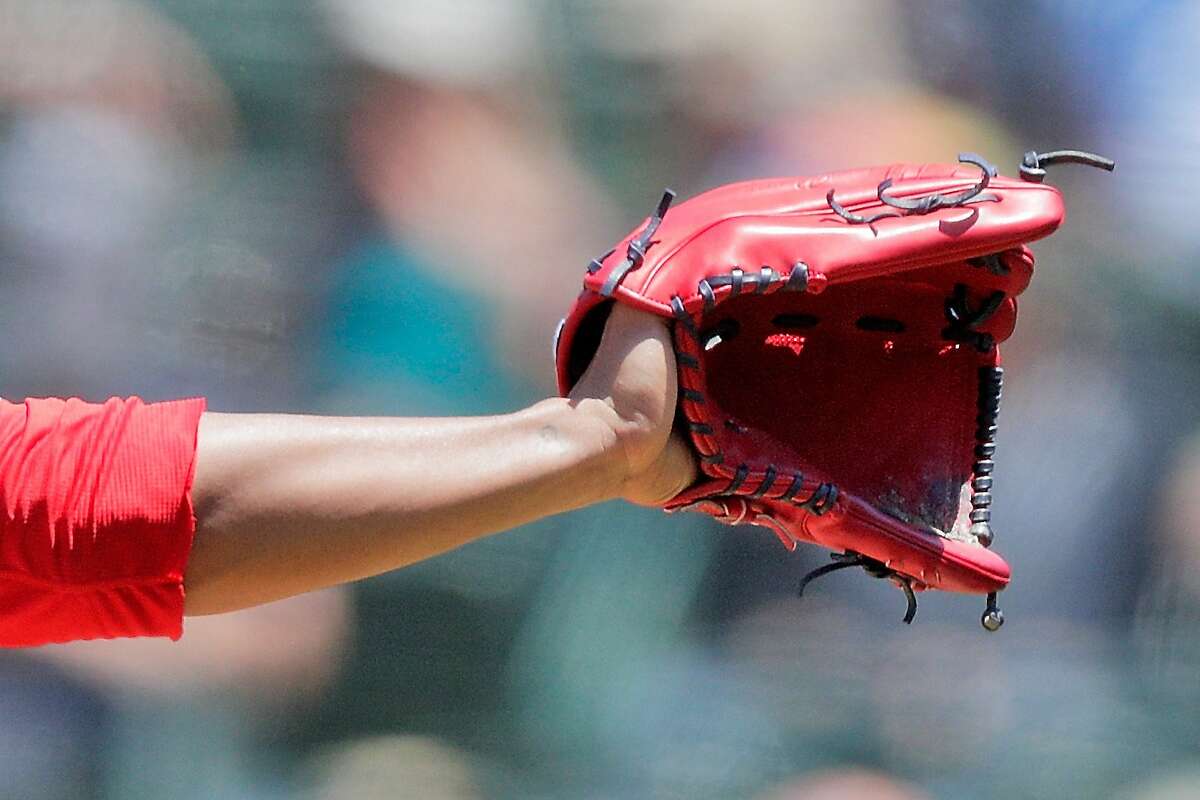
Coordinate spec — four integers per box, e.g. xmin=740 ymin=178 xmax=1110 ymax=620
xmin=827 ymin=153 xmax=999 ymax=225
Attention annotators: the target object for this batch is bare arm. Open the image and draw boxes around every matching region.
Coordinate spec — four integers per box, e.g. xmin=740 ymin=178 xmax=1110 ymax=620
xmin=185 ymin=305 xmax=696 ymax=615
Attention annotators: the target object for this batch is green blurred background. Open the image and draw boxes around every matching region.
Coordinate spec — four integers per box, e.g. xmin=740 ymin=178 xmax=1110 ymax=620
xmin=1 ymin=2 xmax=1199 ymax=798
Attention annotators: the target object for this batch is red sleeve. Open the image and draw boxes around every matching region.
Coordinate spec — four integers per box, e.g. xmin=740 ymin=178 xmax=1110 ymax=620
xmin=0 ymin=396 xmax=206 ymax=646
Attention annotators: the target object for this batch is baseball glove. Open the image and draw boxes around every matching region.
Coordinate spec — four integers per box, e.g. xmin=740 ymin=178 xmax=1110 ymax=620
xmin=556 ymin=150 xmax=1112 ymax=630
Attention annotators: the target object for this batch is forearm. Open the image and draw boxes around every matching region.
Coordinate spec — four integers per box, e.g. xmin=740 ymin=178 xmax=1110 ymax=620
xmin=185 ymin=398 xmax=624 ymax=615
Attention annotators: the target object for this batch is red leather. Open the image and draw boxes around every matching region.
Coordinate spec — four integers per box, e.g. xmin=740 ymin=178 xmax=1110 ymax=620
xmin=556 ymin=161 xmax=1065 ymax=598
xmin=667 ymin=490 xmax=1011 ymax=594
xmin=556 ymin=163 xmax=1059 ymax=372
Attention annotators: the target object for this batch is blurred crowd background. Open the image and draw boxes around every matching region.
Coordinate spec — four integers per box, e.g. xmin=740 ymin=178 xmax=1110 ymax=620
xmin=1 ymin=1 xmax=1198 ymax=798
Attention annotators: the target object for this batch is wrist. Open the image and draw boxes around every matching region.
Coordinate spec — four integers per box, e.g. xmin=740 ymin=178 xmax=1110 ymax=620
xmin=528 ymin=396 xmax=630 ymax=505
xmin=562 ymin=389 xmax=677 ymax=505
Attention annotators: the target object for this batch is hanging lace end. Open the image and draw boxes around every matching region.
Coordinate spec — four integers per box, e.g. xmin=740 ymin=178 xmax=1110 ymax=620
xmin=798 ymin=551 xmax=921 ymax=625
xmin=1019 ymin=149 xmax=1115 ymax=183
xmin=981 ymin=592 xmax=1004 ymax=632
xmin=600 ymin=189 xmax=676 ymax=296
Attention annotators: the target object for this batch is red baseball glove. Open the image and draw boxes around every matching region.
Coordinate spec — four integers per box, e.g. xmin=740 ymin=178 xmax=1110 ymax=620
xmin=556 ymin=151 xmax=1112 ymax=630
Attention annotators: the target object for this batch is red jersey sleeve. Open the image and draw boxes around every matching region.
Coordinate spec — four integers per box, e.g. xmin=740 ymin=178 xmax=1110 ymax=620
xmin=0 ymin=396 xmax=206 ymax=646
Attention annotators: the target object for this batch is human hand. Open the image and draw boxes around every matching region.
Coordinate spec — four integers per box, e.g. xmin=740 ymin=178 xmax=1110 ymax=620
xmin=567 ymin=303 xmax=697 ymax=506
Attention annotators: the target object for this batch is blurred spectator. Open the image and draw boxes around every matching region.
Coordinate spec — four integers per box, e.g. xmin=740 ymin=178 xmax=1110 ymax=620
xmin=546 ymin=0 xmax=913 ymax=201
xmin=305 ymin=8 xmax=725 ymax=796
xmin=701 ymin=91 xmax=1016 ymax=187
xmin=326 ymin=0 xmax=622 ymax=391
xmin=0 ymin=0 xmax=234 ymax=397
xmin=0 ymin=3 xmax=351 ymax=798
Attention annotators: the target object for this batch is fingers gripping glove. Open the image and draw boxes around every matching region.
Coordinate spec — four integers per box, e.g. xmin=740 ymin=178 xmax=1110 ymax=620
xmin=556 ymin=151 xmax=1112 ymax=630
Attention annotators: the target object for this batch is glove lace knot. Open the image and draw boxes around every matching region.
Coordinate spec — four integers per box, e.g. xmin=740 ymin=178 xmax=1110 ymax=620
xmin=942 ymin=283 xmax=1005 ymax=353
xmin=827 ymin=153 xmax=999 ymax=225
